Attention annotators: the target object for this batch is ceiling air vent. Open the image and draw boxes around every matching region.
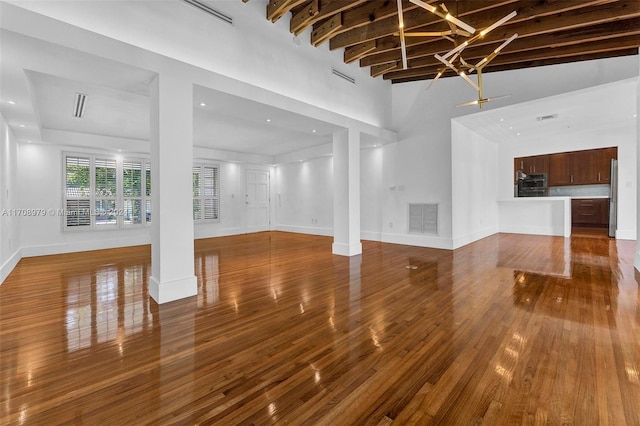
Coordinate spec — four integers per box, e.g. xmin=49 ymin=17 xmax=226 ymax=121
xmin=332 ymin=68 xmax=356 ymax=84
xmin=73 ymin=93 xmax=87 ymax=118
xmin=536 ymin=113 xmax=559 ymax=121
xmin=183 ymin=0 xmax=233 ymax=25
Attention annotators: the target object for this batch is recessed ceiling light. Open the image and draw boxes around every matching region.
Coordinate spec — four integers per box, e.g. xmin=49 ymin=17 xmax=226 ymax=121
xmin=634 ymin=114 xmax=638 ymax=118
xmin=19 ymin=124 xmax=26 ymax=127
xmin=8 ymin=100 xmax=16 ymax=105
xmin=26 ymin=140 xmax=32 ymax=143
xmin=312 ymin=129 xmax=316 ymax=133
xmin=516 ymin=132 xmax=521 ymax=136
xmin=266 ymin=119 xmax=271 ymax=122
xmin=500 ymin=118 xmax=504 ymax=122
xmin=200 ymin=102 xmax=206 ymax=107
xmin=373 ymin=144 xmax=377 ymax=147
xmin=118 ymin=149 xmax=122 ymax=152
xmin=509 ymin=126 xmax=513 ymax=130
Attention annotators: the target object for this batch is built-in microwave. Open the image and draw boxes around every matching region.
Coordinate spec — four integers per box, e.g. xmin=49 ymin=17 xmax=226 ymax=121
xmin=517 ymin=173 xmax=547 ymax=197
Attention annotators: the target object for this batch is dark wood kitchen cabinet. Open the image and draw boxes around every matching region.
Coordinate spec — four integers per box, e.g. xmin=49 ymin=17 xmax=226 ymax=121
xmin=548 ymin=147 xmax=617 ymax=186
xmin=571 ymin=198 xmax=609 ymax=226
xmin=515 ymin=155 xmax=549 ymax=175
xmin=598 ymin=147 xmax=618 ymax=184
xmin=549 ymin=152 xmax=574 ymax=185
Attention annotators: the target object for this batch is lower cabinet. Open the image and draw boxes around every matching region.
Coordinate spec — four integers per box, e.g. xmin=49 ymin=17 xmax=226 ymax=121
xmin=571 ymin=198 xmax=609 ymax=226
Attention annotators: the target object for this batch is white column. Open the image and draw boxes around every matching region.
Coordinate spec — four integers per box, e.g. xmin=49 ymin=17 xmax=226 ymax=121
xmin=333 ymin=128 xmax=362 ymax=256
xmin=148 ymin=74 xmax=197 ymax=303
xmin=635 ymin=50 xmax=640 ymax=271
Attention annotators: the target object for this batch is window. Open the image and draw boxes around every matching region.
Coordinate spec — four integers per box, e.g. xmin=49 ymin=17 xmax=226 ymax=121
xmin=64 ymin=153 xmax=151 ymax=230
xmin=193 ymin=163 xmax=220 ymax=222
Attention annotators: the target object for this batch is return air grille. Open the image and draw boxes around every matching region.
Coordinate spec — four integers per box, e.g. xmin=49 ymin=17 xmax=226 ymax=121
xmin=408 ymin=203 xmax=438 ymax=235
xmin=73 ymin=93 xmax=87 ymax=118
xmin=332 ymin=68 xmax=356 ymax=84
xmin=183 ymin=0 xmax=233 ymax=25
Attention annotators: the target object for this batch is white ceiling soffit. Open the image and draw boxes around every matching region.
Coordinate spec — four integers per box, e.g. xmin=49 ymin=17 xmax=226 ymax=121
xmin=193 ymin=86 xmax=340 ymax=157
xmin=27 ymin=70 xmax=150 ymax=141
xmin=455 ymin=78 xmax=637 ymax=143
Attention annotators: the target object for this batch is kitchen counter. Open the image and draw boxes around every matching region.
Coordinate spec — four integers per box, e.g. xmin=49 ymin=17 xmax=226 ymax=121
xmin=498 ymin=197 xmax=571 ymax=237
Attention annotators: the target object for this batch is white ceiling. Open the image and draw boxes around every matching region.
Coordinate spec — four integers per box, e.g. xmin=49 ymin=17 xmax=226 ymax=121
xmin=1 ymin=27 xmax=636 ymax=160
xmin=1 ymin=29 xmax=341 ymax=158
xmin=455 ymin=78 xmax=637 ymax=143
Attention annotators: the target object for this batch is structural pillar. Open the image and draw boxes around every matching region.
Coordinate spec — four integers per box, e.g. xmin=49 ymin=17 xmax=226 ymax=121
xmin=333 ymin=128 xmax=362 ymax=256
xmin=635 ymin=49 xmax=640 ymax=271
xmin=148 ymin=73 xmax=197 ymax=303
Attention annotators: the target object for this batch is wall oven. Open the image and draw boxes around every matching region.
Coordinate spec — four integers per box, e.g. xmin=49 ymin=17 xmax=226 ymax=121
xmin=517 ymin=173 xmax=548 ymax=197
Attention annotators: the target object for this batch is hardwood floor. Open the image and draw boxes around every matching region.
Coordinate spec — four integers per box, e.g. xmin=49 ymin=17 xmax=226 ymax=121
xmin=1 ymin=232 xmax=639 ymax=425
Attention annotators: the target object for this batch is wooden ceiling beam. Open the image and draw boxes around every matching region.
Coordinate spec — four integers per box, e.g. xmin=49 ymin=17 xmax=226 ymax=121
xmin=311 ymin=13 xmax=342 ymax=46
xmin=397 ymin=18 xmax=640 ymax=70
xmin=383 ymin=36 xmax=640 ymax=80
xmin=344 ymin=40 xmax=377 ymax=63
xmin=390 ymin=49 xmax=638 ymax=83
xmin=359 ymin=1 xmax=640 ymax=67
xmin=267 ymin=0 xmax=306 ymax=23
xmin=291 ymin=0 xmax=367 ymax=35
xmin=329 ymin=0 xmax=524 ymax=50
xmin=371 ymin=62 xmax=400 ymax=78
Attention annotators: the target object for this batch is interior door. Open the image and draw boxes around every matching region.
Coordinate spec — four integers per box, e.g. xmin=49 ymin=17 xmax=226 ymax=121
xmin=246 ymin=169 xmax=270 ymax=233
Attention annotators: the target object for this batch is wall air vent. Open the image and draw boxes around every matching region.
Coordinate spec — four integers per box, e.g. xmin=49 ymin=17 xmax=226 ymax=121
xmin=183 ymin=0 xmax=233 ymax=25
xmin=332 ymin=68 xmax=356 ymax=84
xmin=408 ymin=203 xmax=438 ymax=235
xmin=73 ymin=93 xmax=87 ymax=118
xmin=536 ymin=113 xmax=559 ymax=121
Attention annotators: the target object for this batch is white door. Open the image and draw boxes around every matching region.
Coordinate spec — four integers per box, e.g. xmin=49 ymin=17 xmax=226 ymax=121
xmin=246 ymin=169 xmax=270 ymax=233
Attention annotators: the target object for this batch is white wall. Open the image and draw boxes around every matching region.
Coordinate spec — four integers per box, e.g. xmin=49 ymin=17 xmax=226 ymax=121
xmin=17 ymin=143 xmax=152 ymax=256
xmin=274 ymin=156 xmax=334 ymax=236
xmin=451 ymin=121 xmax=499 ymax=249
xmin=391 ymin=56 xmax=639 ymax=249
xmin=360 ymin=146 xmax=383 ymax=240
xmin=0 ymin=113 xmax=20 ymax=284
xmin=4 ymin=1 xmax=391 ymax=130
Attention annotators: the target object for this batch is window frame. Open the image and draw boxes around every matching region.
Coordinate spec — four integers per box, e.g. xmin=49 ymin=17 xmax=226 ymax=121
xmin=62 ymin=152 xmax=152 ymax=231
xmin=192 ymin=162 xmax=220 ymax=223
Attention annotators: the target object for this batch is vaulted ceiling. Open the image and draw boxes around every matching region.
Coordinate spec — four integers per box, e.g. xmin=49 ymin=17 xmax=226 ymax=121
xmin=254 ymin=0 xmax=640 ymax=84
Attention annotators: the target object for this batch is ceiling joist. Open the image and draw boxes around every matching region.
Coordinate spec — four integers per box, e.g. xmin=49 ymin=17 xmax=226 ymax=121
xmin=249 ymin=0 xmax=640 ymax=84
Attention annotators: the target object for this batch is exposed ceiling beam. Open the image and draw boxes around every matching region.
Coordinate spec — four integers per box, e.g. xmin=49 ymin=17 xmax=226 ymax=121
xmin=384 ymin=37 xmax=640 ymax=80
xmin=360 ymin=1 xmax=639 ymax=68
xmin=329 ymin=0 xmax=521 ymax=50
xmin=291 ymin=0 xmax=368 ymax=35
xmin=390 ymin=48 xmax=638 ymax=83
xmin=267 ymin=0 xmax=306 ymax=23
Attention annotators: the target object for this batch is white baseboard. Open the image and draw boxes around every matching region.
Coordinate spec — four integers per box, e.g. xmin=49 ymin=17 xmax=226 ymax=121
xmin=149 ymin=275 xmax=197 ymax=304
xmin=194 ymin=226 xmax=243 ymax=239
xmin=615 ymin=228 xmax=636 ymax=240
xmin=499 ymin=225 xmax=565 ymax=237
xmin=274 ymin=224 xmax=333 ymax=237
xmin=332 ymin=242 xmax=362 ymax=256
xmin=0 ymin=248 xmax=22 ymax=285
xmin=452 ymin=226 xmax=498 ymax=249
xmin=21 ymin=236 xmax=151 ymax=258
xmin=381 ymin=232 xmax=453 ymax=250
xmin=361 ymin=231 xmax=382 ymax=241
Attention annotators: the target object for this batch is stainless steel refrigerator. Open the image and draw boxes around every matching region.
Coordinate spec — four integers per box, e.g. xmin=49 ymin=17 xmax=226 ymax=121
xmin=608 ymin=159 xmax=618 ymax=238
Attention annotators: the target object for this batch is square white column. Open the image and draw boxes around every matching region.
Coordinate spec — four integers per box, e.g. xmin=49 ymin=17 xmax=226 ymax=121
xmin=148 ymin=74 xmax=197 ymax=303
xmin=333 ymin=128 xmax=362 ymax=256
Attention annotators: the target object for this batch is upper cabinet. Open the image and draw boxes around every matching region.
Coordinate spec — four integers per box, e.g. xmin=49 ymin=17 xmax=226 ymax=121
xmin=517 ymin=147 xmax=617 ymax=187
xmin=518 ymin=155 xmax=549 ymax=175
xmin=548 ymin=153 xmax=574 ymax=185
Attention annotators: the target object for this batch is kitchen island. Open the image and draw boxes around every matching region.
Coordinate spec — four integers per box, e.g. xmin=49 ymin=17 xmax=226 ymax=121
xmin=498 ymin=197 xmax=572 ymax=237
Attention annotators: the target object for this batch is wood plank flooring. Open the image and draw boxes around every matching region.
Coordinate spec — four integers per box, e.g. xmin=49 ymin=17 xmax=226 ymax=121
xmin=1 ymin=232 xmax=639 ymax=425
